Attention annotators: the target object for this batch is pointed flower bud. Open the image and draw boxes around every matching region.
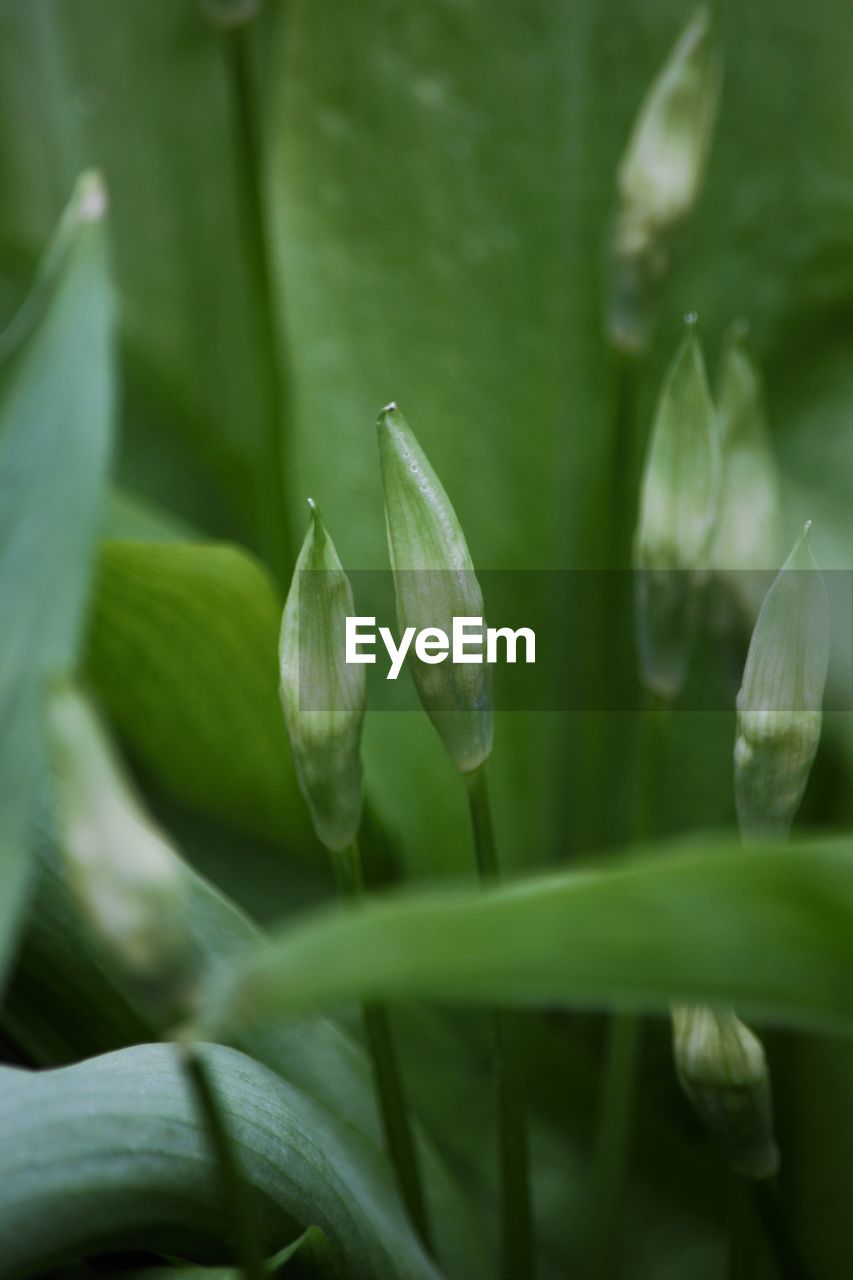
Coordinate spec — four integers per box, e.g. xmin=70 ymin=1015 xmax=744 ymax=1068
xmin=279 ymin=501 xmax=365 ymax=852
xmin=377 ymin=403 xmax=493 ymax=773
xmin=47 ymin=684 xmax=190 ymax=984
xmin=735 ymin=524 xmax=830 ymax=842
xmin=606 ymin=7 xmax=722 ymax=353
xmin=672 ymin=1004 xmax=779 ymax=1179
xmin=713 ymin=321 xmax=781 ymax=574
xmin=634 ymin=318 xmax=720 ymax=698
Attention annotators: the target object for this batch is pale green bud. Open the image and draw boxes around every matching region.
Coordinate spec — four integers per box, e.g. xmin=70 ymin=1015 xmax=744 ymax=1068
xmin=713 ymin=321 xmax=781 ymax=574
xmin=377 ymin=403 xmax=493 ymax=773
xmin=607 ymin=8 xmax=722 ymax=353
xmin=735 ymin=524 xmax=830 ymax=842
xmin=672 ymin=1004 xmax=779 ymax=1179
xmin=279 ymin=501 xmax=365 ymax=852
xmin=634 ymin=318 xmax=720 ymax=697
xmin=47 ymin=684 xmax=190 ymax=983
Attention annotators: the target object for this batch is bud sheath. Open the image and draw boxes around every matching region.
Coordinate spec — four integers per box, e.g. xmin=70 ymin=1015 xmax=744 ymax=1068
xmin=735 ymin=524 xmax=830 ymax=842
xmin=634 ymin=319 xmax=720 ymax=698
xmin=279 ymin=502 xmax=365 ymax=852
xmin=47 ymin=684 xmax=190 ymax=984
xmin=672 ymin=1004 xmax=779 ymax=1179
xmin=377 ymin=404 xmax=493 ymax=773
xmin=606 ymin=7 xmax=722 ymax=352
xmin=713 ymin=321 xmax=781 ymax=574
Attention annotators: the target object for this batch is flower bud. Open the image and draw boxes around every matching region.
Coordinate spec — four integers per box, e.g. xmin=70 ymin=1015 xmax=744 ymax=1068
xmin=672 ymin=1004 xmax=779 ymax=1179
xmin=634 ymin=317 xmax=720 ymax=698
xmin=47 ymin=684 xmax=190 ymax=985
xmin=713 ymin=321 xmax=781 ymax=575
xmin=377 ymin=403 xmax=493 ymax=773
xmin=735 ymin=523 xmax=830 ymax=842
xmin=606 ymin=7 xmax=722 ymax=353
xmin=279 ymin=501 xmax=365 ymax=852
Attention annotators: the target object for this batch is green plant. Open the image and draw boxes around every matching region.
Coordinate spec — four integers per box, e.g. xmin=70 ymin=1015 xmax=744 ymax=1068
xmin=1 ymin=3 xmax=852 ymax=1279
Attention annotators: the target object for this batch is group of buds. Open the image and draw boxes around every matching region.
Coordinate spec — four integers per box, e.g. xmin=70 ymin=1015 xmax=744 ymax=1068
xmin=279 ymin=403 xmax=492 ymax=863
xmin=633 ymin=307 xmax=830 ymax=1182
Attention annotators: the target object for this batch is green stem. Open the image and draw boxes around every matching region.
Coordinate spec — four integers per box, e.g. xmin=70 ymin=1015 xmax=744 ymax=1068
xmin=181 ymin=1044 xmax=267 ymax=1280
xmin=587 ymin=692 xmax=668 ymax=1279
xmin=751 ymin=1181 xmax=812 ymax=1280
xmin=727 ymin=1175 xmax=762 ymax=1280
xmin=224 ymin=22 xmax=292 ymax=585
xmin=575 ymin=351 xmax=638 ymax=854
xmin=465 ymin=764 xmax=535 ymax=1280
xmin=333 ymin=841 xmax=432 ymax=1252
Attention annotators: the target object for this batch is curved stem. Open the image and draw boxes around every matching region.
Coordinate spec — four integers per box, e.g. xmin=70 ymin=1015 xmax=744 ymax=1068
xmin=466 ymin=764 xmax=535 ymax=1280
xmin=181 ymin=1043 xmax=267 ymax=1280
xmin=333 ymin=841 xmax=432 ymax=1252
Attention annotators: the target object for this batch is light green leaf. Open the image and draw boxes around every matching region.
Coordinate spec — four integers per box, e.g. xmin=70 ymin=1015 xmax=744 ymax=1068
xmin=0 ymin=1043 xmax=439 ymax=1280
xmin=0 ymin=172 xmax=114 ymax=988
xmin=198 ymin=837 xmax=853 ymax=1040
xmin=84 ymin=539 xmax=315 ymax=852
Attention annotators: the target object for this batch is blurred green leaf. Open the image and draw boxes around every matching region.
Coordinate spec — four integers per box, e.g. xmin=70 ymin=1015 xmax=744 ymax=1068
xmin=4 ymin=831 xmax=491 ymax=1280
xmin=84 ymin=539 xmax=315 ymax=852
xmin=0 ymin=1 xmax=290 ymax=564
xmin=0 ymin=1043 xmax=439 ymax=1280
xmin=199 ymin=837 xmax=853 ymax=1039
xmin=0 ymin=173 xmax=114 ymax=988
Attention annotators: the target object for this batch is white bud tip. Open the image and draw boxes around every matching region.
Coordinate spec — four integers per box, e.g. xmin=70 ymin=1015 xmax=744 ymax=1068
xmin=77 ymin=171 xmax=108 ymax=223
xmin=684 ymin=310 xmax=699 ymax=328
xmin=381 ymin=401 xmax=398 ymax=415
xmin=307 ymin=497 xmax=317 ymax=511
xmin=803 ymin=519 xmax=813 ymax=535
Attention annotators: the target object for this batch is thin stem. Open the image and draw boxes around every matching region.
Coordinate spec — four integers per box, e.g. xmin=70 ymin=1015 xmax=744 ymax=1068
xmin=587 ymin=692 xmax=668 ymax=1279
xmin=751 ymin=1181 xmax=812 ymax=1280
xmin=586 ymin=1014 xmax=642 ymax=1280
xmin=224 ymin=23 xmax=292 ymax=585
xmin=181 ymin=1044 xmax=267 ymax=1280
xmin=465 ymin=764 xmax=535 ymax=1280
xmin=333 ymin=841 xmax=432 ymax=1251
xmin=576 ymin=351 xmax=638 ymax=854
xmin=727 ymin=1175 xmax=763 ymax=1280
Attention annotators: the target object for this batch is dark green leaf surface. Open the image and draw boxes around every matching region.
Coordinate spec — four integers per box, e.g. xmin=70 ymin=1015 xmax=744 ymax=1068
xmin=84 ymin=539 xmax=314 ymax=852
xmin=199 ymin=838 xmax=853 ymax=1039
xmin=0 ymin=175 xmax=114 ymax=987
xmin=0 ymin=1043 xmax=439 ymax=1280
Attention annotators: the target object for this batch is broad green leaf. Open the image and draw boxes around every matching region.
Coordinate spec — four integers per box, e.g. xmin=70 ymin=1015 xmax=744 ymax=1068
xmin=4 ymin=830 xmax=491 ymax=1280
xmin=84 ymin=539 xmax=315 ymax=852
xmin=198 ymin=837 xmax=853 ymax=1039
xmin=0 ymin=172 xmax=114 ymax=988
xmin=0 ymin=1043 xmax=439 ymax=1280
xmin=0 ymin=1 xmax=291 ymax=570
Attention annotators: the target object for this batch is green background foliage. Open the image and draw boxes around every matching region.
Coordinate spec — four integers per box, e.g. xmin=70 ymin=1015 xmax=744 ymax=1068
xmin=0 ymin=1 xmax=852 ymax=1276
